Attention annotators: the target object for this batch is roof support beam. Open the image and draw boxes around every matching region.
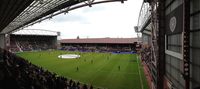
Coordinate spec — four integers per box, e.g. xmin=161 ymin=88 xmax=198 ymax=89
xmin=1 ymin=0 xmax=126 ymax=34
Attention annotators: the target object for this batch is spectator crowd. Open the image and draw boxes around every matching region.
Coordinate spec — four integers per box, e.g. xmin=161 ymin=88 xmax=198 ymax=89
xmin=140 ymin=46 xmax=152 ymax=63
xmin=61 ymin=46 xmax=133 ymax=53
xmin=0 ymin=48 xmax=93 ymax=89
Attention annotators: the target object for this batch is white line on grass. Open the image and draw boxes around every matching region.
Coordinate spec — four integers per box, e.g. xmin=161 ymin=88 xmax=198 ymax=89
xmin=136 ymin=55 xmax=144 ymax=89
xmin=98 ymin=70 xmax=138 ymax=75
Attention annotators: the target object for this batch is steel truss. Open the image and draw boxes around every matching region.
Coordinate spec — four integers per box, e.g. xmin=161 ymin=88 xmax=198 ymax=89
xmin=2 ymin=0 xmax=126 ymax=34
xmin=148 ymin=0 xmax=165 ymax=89
xmin=138 ymin=0 xmax=165 ymax=88
xmin=137 ymin=2 xmax=151 ymax=32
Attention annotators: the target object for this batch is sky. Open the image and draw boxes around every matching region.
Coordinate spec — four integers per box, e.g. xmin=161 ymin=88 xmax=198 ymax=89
xmin=26 ymin=0 xmax=143 ymax=39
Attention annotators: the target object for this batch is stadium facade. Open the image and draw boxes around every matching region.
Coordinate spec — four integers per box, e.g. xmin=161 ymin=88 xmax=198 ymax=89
xmin=137 ymin=0 xmax=200 ymax=89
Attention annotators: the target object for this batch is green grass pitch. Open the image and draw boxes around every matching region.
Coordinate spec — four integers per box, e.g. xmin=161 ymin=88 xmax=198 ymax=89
xmin=16 ymin=50 xmax=148 ymax=89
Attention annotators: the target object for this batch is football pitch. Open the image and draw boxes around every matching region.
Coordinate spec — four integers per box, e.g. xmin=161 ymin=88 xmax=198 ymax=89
xmin=16 ymin=50 xmax=148 ymax=89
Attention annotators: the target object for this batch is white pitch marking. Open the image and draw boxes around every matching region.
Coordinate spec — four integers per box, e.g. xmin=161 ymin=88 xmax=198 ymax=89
xmin=136 ymin=55 xmax=144 ymax=89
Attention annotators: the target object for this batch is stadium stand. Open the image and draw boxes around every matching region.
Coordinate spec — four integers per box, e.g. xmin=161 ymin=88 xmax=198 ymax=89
xmin=10 ymin=35 xmax=54 ymax=52
xmin=9 ymin=29 xmax=58 ymax=52
xmin=60 ymin=38 xmax=139 ymax=53
xmin=0 ymin=0 xmax=127 ymax=89
xmin=0 ymin=29 xmax=97 ymax=88
xmin=0 ymin=48 xmax=93 ymax=89
xmin=140 ymin=45 xmax=151 ymax=63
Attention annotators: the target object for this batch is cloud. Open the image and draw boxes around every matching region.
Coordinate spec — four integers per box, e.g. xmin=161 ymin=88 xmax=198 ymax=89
xmin=26 ymin=0 xmax=143 ymax=39
xmin=52 ymin=14 xmax=90 ymax=24
xmin=81 ymin=5 xmax=106 ymax=13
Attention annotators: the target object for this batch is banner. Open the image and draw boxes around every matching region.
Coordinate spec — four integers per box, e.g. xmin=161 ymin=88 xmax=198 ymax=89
xmin=165 ymin=4 xmax=183 ymax=35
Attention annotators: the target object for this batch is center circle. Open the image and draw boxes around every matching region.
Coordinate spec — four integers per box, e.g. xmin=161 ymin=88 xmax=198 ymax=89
xmin=58 ymin=54 xmax=80 ymax=59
